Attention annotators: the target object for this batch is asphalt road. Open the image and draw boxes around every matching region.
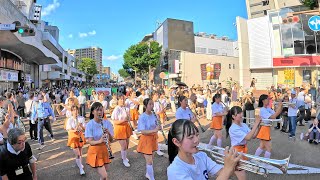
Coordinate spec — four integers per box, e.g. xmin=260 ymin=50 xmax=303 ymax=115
xmin=24 ymin=112 xmax=320 ymax=180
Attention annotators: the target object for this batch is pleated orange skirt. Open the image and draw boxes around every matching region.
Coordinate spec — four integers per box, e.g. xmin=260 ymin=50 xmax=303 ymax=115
xmin=256 ymin=126 xmax=271 ymax=141
xmin=67 ymin=131 xmax=86 ymax=148
xmin=114 ymin=123 xmax=133 ymax=140
xmin=210 ymin=116 xmax=223 ymax=130
xmin=159 ymin=112 xmax=166 ymax=119
xmin=234 ymin=145 xmax=248 ymax=160
xmin=86 ymin=143 xmax=111 ymax=167
xmin=130 ymin=109 xmax=139 ymax=121
xmin=137 ymin=133 xmax=158 ymax=155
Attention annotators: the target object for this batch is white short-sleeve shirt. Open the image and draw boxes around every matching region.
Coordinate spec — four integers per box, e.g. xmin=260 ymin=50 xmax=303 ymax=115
xmin=175 ymin=107 xmax=194 ymax=120
xmin=111 ymin=106 xmax=128 ymax=121
xmin=85 ymin=119 xmax=114 ymax=141
xmin=125 ymin=98 xmax=138 ymax=109
xmin=66 ymin=116 xmax=86 ymax=131
xmin=260 ymin=107 xmax=275 ymax=125
xmin=153 ymin=101 xmax=163 ymax=114
xmin=211 ymin=102 xmax=224 ymax=117
xmin=229 ymin=123 xmax=250 ymax=146
xmin=137 ymin=113 xmax=157 ymax=131
xmin=61 ymin=108 xmax=72 ymax=118
xmin=167 ymin=151 xmax=223 ymax=180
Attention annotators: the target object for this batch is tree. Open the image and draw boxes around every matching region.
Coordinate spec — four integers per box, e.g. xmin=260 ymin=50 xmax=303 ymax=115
xmin=78 ymin=58 xmax=98 ymax=75
xmin=123 ymin=41 xmax=162 ymax=77
xmin=118 ymin=68 xmax=130 ymax=78
xmin=300 ymin=0 xmax=318 ymax=9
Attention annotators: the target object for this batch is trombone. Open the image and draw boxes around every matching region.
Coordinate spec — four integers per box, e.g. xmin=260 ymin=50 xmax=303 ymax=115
xmin=197 ymin=144 xmax=290 ymax=177
xmin=243 ymin=117 xmax=283 ymax=127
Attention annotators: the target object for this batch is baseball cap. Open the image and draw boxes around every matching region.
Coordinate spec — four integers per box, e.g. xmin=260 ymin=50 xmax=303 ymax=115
xmin=291 ymin=90 xmax=296 ymax=95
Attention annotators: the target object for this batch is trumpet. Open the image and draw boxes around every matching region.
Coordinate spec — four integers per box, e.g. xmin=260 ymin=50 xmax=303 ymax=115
xmin=152 ymin=110 xmax=168 ymax=145
xmin=243 ymin=117 xmax=283 ymax=127
xmin=197 ymin=143 xmax=290 ymax=177
xmin=100 ymin=119 xmax=114 ymax=159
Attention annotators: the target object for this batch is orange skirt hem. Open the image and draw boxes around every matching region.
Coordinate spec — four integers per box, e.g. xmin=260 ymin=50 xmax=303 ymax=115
xmin=114 ymin=123 xmax=133 ymax=140
xmin=86 ymin=143 xmax=111 ymax=167
xmin=67 ymin=131 xmax=86 ymax=148
xmin=256 ymin=126 xmax=271 ymax=141
xmin=137 ymin=133 xmax=158 ymax=155
xmin=130 ymin=109 xmax=139 ymax=121
xmin=210 ymin=116 xmax=223 ymax=130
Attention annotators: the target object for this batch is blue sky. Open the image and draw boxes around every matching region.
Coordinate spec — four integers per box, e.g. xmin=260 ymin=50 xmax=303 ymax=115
xmin=38 ymin=0 xmax=247 ymax=74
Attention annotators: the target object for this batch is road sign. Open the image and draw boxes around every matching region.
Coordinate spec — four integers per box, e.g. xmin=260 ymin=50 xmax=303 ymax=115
xmin=0 ymin=24 xmax=16 ymax=31
xmin=308 ymin=16 xmax=320 ymax=31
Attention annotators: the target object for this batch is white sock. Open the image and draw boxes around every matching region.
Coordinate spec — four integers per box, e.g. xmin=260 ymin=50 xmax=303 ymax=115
xmin=208 ymin=135 xmax=216 ymax=146
xmin=264 ymin=151 xmax=271 ymax=159
xmin=75 ymin=158 xmax=83 ymax=170
xmin=254 ymin=147 xmax=264 ymax=157
xmin=217 ymin=138 xmax=222 ymax=147
xmin=79 ymin=157 xmax=84 ymax=168
xmin=121 ymin=150 xmax=126 ymax=160
xmin=146 ymin=164 xmax=155 ymax=180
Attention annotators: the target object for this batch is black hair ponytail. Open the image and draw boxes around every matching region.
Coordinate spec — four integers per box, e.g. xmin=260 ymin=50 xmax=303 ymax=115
xmin=143 ymin=98 xmax=151 ymax=112
xmin=225 ymin=106 xmax=243 ymax=138
xmin=212 ymin=93 xmax=221 ymax=104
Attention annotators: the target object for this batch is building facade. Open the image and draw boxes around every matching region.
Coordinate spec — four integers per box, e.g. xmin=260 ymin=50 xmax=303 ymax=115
xmin=68 ymin=47 xmax=103 ymax=74
xmin=246 ymin=0 xmax=302 ymax=19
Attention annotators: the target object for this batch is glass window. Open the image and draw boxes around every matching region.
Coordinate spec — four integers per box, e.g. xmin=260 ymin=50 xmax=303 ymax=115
xmin=229 ymin=64 xmax=231 ymax=69
xmin=301 ymin=14 xmax=316 ymax=54
xmin=208 ymin=49 xmax=218 ymax=55
xmin=233 ymin=64 xmax=235 ymax=69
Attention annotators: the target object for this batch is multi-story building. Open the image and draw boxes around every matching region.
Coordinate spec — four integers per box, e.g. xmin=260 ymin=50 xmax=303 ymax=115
xmin=246 ymin=0 xmax=302 ymax=19
xmin=44 ymin=23 xmax=59 ymax=42
xmin=68 ymin=47 xmax=103 ymax=73
xmin=0 ymin=0 xmax=85 ymax=91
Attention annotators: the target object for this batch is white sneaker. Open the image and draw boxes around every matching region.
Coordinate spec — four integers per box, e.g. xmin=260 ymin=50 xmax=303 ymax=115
xmin=37 ymin=144 xmax=45 ymax=150
xmin=79 ymin=168 xmax=85 ymax=175
xmin=122 ymin=159 xmax=130 ymax=167
xmin=125 ymin=158 xmax=129 ymax=162
xmin=145 ymin=173 xmax=151 ymax=180
xmin=156 ymin=150 xmax=164 ymax=156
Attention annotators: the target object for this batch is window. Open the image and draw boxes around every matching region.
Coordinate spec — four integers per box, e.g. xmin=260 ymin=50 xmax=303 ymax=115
xmin=263 ymin=10 xmax=267 ymax=15
xmin=208 ymin=49 xmax=218 ymax=55
xmin=195 ymin=47 xmax=207 ymax=54
xmin=233 ymin=64 xmax=235 ymax=69
xmin=250 ymin=2 xmax=263 ymax=7
xmin=229 ymin=64 xmax=231 ymax=69
xmin=262 ymin=0 xmax=269 ymax=6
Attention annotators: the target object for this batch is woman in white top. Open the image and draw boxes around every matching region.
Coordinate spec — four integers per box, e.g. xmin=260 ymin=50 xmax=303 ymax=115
xmin=206 ymin=90 xmax=213 ymax=121
xmin=95 ymin=92 xmax=108 ymax=119
xmin=66 ymin=105 xmax=86 ymax=175
xmin=56 ymin=97 xmax=75 ymax=129
xmin=196 ymin=90 xmax=206 ymax=117
xmin=136 ymin=98 xmax=163 ymax=180
xmin=208 ymin=94 xmax=228 ymax=148
xmin=85 ymin=102 xmax=114 ymax=180
xmin=77 ymin=91 xmax=87 ymax=117
xmin=167 ymin=119 xmax=241 ymax=180
xmin=111 ymin=95 xmax=133 ymax=167
xmin=175 ymin=96 xmax=196 ymax=122
xmin=125 ymin=91 xmax=140 ymax=129
xmin=225 ymin=106 xmax=261 ymax=180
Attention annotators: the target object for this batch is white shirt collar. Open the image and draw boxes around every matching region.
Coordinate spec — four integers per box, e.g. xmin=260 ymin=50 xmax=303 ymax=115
xmin=7 ymin=141 xmax=22 ymax=155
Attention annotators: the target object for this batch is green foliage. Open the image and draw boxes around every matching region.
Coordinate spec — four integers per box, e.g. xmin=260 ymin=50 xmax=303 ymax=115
xmin=118 ymin=68 xmax=130 ymax=78
xmin=78 ymin=58 xmax=98 ymax=75
xmin=123 ymin=41 xmax=162 ymax=75
xmin=301 ymin=0 xmax=318 ymax=9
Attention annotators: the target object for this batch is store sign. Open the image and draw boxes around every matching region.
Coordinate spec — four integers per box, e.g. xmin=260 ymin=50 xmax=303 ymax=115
xmin=200 ymin=63 xmax=221 ymax=80
xmin=273 ymin=56 xmax=320 ymax=67
xmin=0 ymin=70 xmax=18 ymax=82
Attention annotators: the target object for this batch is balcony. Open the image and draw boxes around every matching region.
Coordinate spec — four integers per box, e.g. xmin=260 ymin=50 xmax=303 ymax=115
xmin=40 ymin=71 xmax=64 ymax=80
xmin=42 ymin=32 xmax=64 ymax=58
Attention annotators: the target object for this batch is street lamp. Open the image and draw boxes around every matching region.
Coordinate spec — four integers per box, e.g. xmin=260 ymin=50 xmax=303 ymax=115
xmin=128 ymin=68 xmax=137 ymax=85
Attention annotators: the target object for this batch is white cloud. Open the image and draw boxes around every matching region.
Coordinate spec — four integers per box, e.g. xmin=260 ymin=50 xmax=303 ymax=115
xmin=103 ymin=55 xmax=122 ymax=61
xmin=42 ymin=0 xmax=60 ymax=17
xmin=78 ymin=30 xmax=96 ymax=38
xmin=88 ymin=30 xmax=96 ymax=36
xmin=68 ymin=34 xmax=73 ymax=38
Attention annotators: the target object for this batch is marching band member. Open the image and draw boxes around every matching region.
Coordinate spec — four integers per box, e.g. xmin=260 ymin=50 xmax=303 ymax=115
xmin=96 ymin=92 xmax=108 ymax=119
xmin=207 ymin=94 xmax=228 ymax=149
xmin=136 ymin=98 xmax=163 ymax=180
xmin=85 ymin=102 xmax=114 ymax=180
xmin=226 ymin=106 xmax=261 ymax=180
xmin=167 ymin=119 xmax=241 ymax=180
xmin=175 ymin=96 xmax=196 ymax=122
xmin=159 ymin=93 xmax=168 ymax=121
xmin=138 ymin=89 xmax=149 ymax=114
xmin=254 ymin=94 xmax=283 ymax=159
xmin=66 ymin=105 xmax=86 ymax=175
xmin=153 ymin=92 xmax=166 ymax=129
xmin=109 ymin=94 xmax=118 ymax=116
xmin=125 ymin=92 xmax=140 ymax=129
xmin=56 ymin=97 xmax=75 ymax=129
xmin=206 ymin=89 xmax=213 ymax=121
xmin=111 ymin=95 xmax=132 ymax=167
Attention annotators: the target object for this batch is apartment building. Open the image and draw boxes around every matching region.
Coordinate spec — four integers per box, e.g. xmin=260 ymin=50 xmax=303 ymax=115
xmin=68 ymin=47 xmax=103 ymax=73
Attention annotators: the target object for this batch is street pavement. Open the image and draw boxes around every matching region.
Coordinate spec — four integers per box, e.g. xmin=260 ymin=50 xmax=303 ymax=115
xmin=24 ymin=112 xmax=320 ymax=180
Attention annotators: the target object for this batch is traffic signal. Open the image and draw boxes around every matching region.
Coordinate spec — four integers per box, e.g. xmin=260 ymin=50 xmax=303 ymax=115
xmin=16 ymin=26 xmax=35 ymax=37
xmin=282 ymin=16 xmax=300 ymax=24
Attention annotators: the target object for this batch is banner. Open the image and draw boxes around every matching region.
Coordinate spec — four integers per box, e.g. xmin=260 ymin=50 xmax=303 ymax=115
xmin=0 ymin=70 xmax=18 ymax=82
xmin=200 ymin=63 xmax=221 ymax=80
xmin=95 ymin=88 xmax=111 ymax=96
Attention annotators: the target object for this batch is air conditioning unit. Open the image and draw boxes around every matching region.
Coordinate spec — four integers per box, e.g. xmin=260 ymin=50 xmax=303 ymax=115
xmin=30 ymin=4 xmax=42 ymax=23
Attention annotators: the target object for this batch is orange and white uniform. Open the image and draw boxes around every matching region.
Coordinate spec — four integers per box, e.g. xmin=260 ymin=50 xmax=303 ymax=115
xmin=111 ymin=106 xmax=133 ymax=140
xmin=136 ymin=113 xmax=158 ymax=155
xmin=210 ymin=102 xmax=224 ymax=130
xmin=229 ymin=123 xmax=250 ymax=159
xmin=85 ymin=119 xmax=114 ymax=167
xmin=154 ymin=100 xmax=165 ymax=120
xmin=256 ymin=107 xmax=274 ymax=141
xmin=61 ymin=108 xmax=72 ymax=129
xmin=125 ymin=98 xmax=139 ymax=121
xmin=66 ymin=116 xmax=86 ymax=148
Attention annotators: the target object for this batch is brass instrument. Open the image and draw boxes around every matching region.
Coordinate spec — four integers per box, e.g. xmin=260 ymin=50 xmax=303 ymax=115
xmin=244 ymin=117 xmax=283 ymax=127
xmin=100 ymin=119 xmax=114 ymax=159
xmin=274 ymin=102 xmax=295 ymax=108
xmin=75 ymin=117 xmax=83 ymax=143
xmin=197 ymin=143 xmax=290 ymax=177
xmin=152 ymin=110 xmax=168 ymax=145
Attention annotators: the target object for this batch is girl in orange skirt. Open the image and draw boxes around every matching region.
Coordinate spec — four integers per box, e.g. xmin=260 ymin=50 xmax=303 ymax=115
xmin=66 ymin=105 xmax=86 ymax=175
xmin=207 ymin=94 xmax=228 ymax=149
xmin=153 ymin=92 xmax=166 ymax=129
xmin=94 ymin=92 xmax=109 ymax=119
xmin=56 ymin=97 xmax=75 ymax=129
xmin=225 ymin=106 xmax=261 ymax=180
xmin=125 ymin=91 xmax=140 ymax=129
xmin=254 ymin=94 xmax=283 ymax=159
xmin=111 ymin=95 xmax=133 ymax=167
xmin=85 ymin=102 xmax=114 ymax=180
xmin=137 ymin=98 xmax=161 ymax=180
